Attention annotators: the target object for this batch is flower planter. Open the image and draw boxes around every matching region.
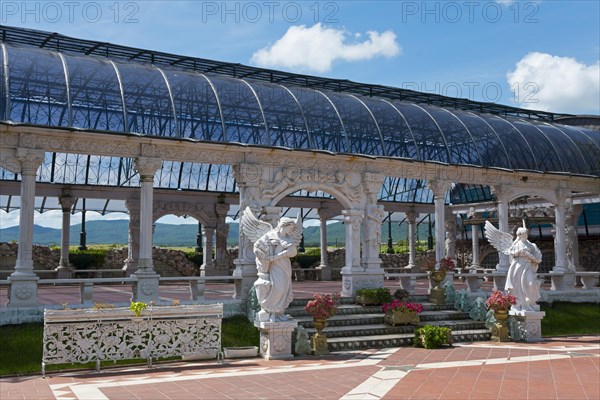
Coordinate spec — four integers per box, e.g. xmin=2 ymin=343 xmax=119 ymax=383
xmin=223 ymin=346 xmax=259 ymax=359
xmin=385 ymin=310 xmax=420 ymax=326
xmin=355 ymin=294 xmax=379 ymax=306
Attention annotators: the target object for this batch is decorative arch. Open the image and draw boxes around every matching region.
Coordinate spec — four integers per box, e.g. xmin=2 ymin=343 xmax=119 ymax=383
xmin=152 ymin=201 xmax=217 ymax=227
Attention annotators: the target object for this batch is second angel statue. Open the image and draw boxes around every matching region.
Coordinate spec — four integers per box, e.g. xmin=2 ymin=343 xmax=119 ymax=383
xmin=242 ymin=207 xmax=303 ymax=323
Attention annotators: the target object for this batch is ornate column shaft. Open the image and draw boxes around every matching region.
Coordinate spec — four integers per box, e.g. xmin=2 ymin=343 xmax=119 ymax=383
xmin=491 ymin=185 xmax=511 ymax=291
xmin=132 ymin=157 xmax=162 ymax=303
xmin=471 ymin=224 xmax=481 ymax=269
xmin=214 ymin=202 xmax=230 ymax=274
xmin=445 ymin=213 xmax=457 ymax=261
xmin=553 ymin=190 xmax=569 ymax=273
xmin=56 ymin=192 xmax=76 ymax=278
xmin=342 ymin=209 xmax=363 ymax=272
xmin=262 ymin=206 xmax=281 ymax=228
xmin=406 ymin=211 xmax=417 ymax=270
xmin=361 ymin=204 xmax=385 ymax=271
xmin=317 ymin=208 xmax=337 ymax=281
xmin=232 ymin=163 xmax=264 ymax=300
xmin=8 ymin=149 xmax=44 ymax=308
xmin=427 ymin=180 xmax=449 ymax=267
xmin=124 ymin=199 xmax=140 ymax=275
xmin=201 ymin=226 xmax=215 ymax=274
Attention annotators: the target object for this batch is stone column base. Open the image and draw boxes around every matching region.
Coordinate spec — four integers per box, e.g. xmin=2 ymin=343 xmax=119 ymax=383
xmin=510 ymin=309 xmax=545 ymax=342
xmin=316 ymin=265 xmax=332 ymax=281
xmin=493 ymin=275 xmax=506 ymax=291
xmin=254 ymin=320 xmax=298 ymax=360
xmin=340 ymin=269 xmax=385 ymax=298
xmin=132 ymin=273 xmax=160 ymax=303
xmin=55 ymin=267 xmax=73 ymax=279
xmin=233 ymin=261 xmax=257 ymax=300
xmin=7 ymin=275 xmax=39 ymax=308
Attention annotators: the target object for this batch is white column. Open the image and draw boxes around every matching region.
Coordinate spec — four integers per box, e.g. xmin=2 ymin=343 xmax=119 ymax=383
xmin=361 ymin=204 xmax=385 ymax=271
xmin=214 ymin=202 xmax=230 ymax=274
xmin=553 ymin=191 xmax=568 ymax=273
xmin=342 ymin=209 xmax=363 ymax=271
xmin=317 ymin=209 xmax=332 ymax=281
xmin=470 ymin=224 xmax=481 ymax=269
xmin=262 ymin=206 xmax=281 ymax=228
xmin=496 ymin=196 xmax=510 ymax=273
xmin=124 ymin=199 xmax=140 ymax=275
xmin=200 ymin=226 xmax=215 ymax=275
xmin=56 ymin=193 xmax=76 ymax=278
xmin=132 ymin=157 xmax=162 ymax=303
xmin=406 ymin=211 xmax=417 ymax=270
xmin=8 ymin=149 xmax=44 ymax=308
xmin=135 ymin=157 xmax=161 ymax=274
xmin=427 ymin=180 xmax=448 ymax=268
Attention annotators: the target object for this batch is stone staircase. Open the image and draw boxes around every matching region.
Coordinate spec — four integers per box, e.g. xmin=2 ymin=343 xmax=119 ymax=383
xmin=287 ymin=295 xmax=490 ymax=352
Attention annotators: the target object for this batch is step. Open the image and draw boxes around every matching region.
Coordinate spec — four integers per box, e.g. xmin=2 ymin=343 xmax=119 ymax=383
xmin=327 ymin=329 xmax=492 ymax=352
xmin=287 ymin=303 xmax=457 ymax=318
xmin=295 ymin=310 xmax=474 ymax=328
xmin=303 ymin=320 xmax=487 ymax=339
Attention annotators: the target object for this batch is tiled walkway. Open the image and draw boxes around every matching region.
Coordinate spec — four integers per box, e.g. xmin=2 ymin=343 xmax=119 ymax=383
xmin=1 ymin=336 xmax=599 ymax=399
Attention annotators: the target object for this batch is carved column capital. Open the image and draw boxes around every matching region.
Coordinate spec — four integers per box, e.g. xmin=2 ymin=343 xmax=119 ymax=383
xmin=491 ymin=185 xmax=515 ymax=202
xmin=16 ymin=148 xmax=45 ymax=175
xmin=405 ymin=211 xmax=417 ymax=224
xmin=427 ymin=180 xmax=449 ymax=199
xmin=233 ymin=163 xmax=262 ymax=187
xmin=134 ymin=157 xmax=162 ymax=181
xmin=58 ymin=195 xmax=76 ymax=212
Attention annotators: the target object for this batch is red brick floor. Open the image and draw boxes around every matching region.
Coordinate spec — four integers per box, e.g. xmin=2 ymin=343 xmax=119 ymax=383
xmin=1 ymin=336 xmax=598 ymax=400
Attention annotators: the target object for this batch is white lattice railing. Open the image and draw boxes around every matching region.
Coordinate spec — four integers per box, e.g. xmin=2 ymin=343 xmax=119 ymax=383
xmin=42 ymin=303 xmax=223 ymax=376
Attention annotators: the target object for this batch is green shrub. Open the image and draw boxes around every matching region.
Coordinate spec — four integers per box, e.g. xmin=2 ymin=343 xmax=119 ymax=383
xmin=414 ymin=325 xmax=452 ymax=349
xmin=185 ymin=252 xmax=204 ymax=267
xmin=69 ymin=248 xmax=108 ymax=269
xmin=292 ymin=254 xmax=321 ymax=268
xmin=355 ymin=288 xmax=393 ymax=304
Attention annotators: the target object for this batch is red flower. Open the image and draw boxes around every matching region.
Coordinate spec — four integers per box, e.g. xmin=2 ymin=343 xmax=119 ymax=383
xmin=382 ymin=299 xmax=423 ymax=314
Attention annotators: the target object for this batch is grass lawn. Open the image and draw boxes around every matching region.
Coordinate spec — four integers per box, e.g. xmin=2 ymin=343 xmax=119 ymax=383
xmin=540 ymin=302 xmax=600 ymax=336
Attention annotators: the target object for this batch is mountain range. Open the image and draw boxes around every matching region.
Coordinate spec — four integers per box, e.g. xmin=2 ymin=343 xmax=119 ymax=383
xmin=0 ymin=219 xmax=430 ymax=247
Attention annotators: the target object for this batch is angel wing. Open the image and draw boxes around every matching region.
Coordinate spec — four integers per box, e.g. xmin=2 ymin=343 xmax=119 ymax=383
xmin=484 ymin=220 xmax=514 ymax=255
xmin=287 ymin=213 xmax=303 ymax=245
xmin=241 ymin=207 xmax=272 ymax=243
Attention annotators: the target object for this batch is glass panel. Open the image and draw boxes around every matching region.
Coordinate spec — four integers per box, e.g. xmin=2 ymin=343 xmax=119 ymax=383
xmin=325 ymin=92 xmax=384 ymax=156
xmin=451 ymin=110 xmax=512 ymax=169
xmin=389 ymin=102 xmax=449 ymax=163
xmin=163 ymin=70 xmax=223 ymax=141
xmin=0 ymin=167 xmax=16 ymax=181
xmin=7 ymin=45 xmax=68 ymax=126
xmin=485 ymin=116 xmax=538 ymax=171
xmin=115 ymin=62 xmax=176 ymax=136
xmin=65 ymin=53 xmax=125 ymax=131
xmin=364 ymin=99 xmax=418 ymax=159
xmin=422 ymin=105 xmax=480 ymax=165
xmin=510 ymin=119 xmax=563 ymax=172
xmin=288 ymin=86 xmax=347 ymax=153
xmin=247 ymin=80 xmax=310 ymax=149
xmin=156 ymin=160 xmax=181 ymax=189
xmin=534 ymin=123 xmax=589 ymax=174
xmin=449 ymin=184 xmax=493 ymax=204
xmin=381 ymin=177 xmax=433 ymax=203
xmin=208 ymin=75 xmax=266 ymax=145
xmin=554 ymin=125 xmax=600 ymax=176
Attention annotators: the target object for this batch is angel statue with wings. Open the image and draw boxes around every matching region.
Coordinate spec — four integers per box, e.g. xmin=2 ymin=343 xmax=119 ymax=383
xmin=485 ymin=221 xmax=543 ymax=312
xmin=242 ymin=207 xmax=303 ymax=323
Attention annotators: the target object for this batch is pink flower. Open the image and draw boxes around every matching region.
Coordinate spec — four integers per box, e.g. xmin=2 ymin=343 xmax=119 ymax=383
xmin=486 ymin=290 xmax=516 ymax=311
xmin=304 ymin=293 xmax=340 ymax=320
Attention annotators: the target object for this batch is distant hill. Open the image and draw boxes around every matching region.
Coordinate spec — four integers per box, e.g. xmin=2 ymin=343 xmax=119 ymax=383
xmin=0 ymin=219 xmax=430 ymax=247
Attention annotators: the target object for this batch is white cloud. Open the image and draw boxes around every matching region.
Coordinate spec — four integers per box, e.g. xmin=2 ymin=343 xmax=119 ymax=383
xmin=250 ymin=23 xmax=401 ymax=73
xmin=506 ymin=52 xmax=600 ymax=114
xmin=496 ymin=0 xmax=516 ymax=5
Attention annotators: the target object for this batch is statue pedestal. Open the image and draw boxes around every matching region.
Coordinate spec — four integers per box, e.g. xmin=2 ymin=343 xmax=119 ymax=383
xmin=510 ymin=309 xmax=545 ymax=342
xmin=254 ymin=320 xmax=298 ymax=360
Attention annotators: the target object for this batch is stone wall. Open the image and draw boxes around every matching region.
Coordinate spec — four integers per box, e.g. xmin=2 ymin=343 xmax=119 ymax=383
xmin=1 ymin=237 xmax=598 ymax=276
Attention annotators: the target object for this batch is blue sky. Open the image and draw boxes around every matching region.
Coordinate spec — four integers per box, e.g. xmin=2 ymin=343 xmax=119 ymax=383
xmin=0 ymin=0 xmax=599 ymax=229
xmin=1 ymin=0 xmax=599 ymax=113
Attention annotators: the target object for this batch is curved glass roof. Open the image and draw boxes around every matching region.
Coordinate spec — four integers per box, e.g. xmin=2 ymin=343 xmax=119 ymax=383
xmin=2 ymin=42 xmax=599 ymax=178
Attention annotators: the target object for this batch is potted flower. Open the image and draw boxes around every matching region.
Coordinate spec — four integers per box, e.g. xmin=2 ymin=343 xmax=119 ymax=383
xmin=485 ymin=290 xmax=516 ymax=342
xmin=426 ymin=256 xmax=456 ymax=305
xmin=304 ymin=293 xmax=340 ymax=355
xmin=129 ymin=301 xmax=148 ymax=318
xmin=355 ymin=288 xmax=392 ymax=306
xmin=382 ymin=299 xmax=424 ymax=326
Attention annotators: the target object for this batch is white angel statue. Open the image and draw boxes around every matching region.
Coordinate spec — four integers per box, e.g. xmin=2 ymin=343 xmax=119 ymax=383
xmin=484 ymin=221 xmax=543 ymax=312
xmin=241 ymin=207 xmax=303 ymax=322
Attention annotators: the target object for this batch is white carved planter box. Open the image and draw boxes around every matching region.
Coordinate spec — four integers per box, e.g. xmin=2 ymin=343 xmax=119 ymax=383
xmin=223 ymin=346 xmax=259 ymax=359
xmin=42 ymin=304 xmax=223 ymax=375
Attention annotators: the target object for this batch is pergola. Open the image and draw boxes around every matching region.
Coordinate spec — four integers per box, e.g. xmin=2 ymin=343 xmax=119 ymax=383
xmin=0 ymin=25 xmax=598 ymax=307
